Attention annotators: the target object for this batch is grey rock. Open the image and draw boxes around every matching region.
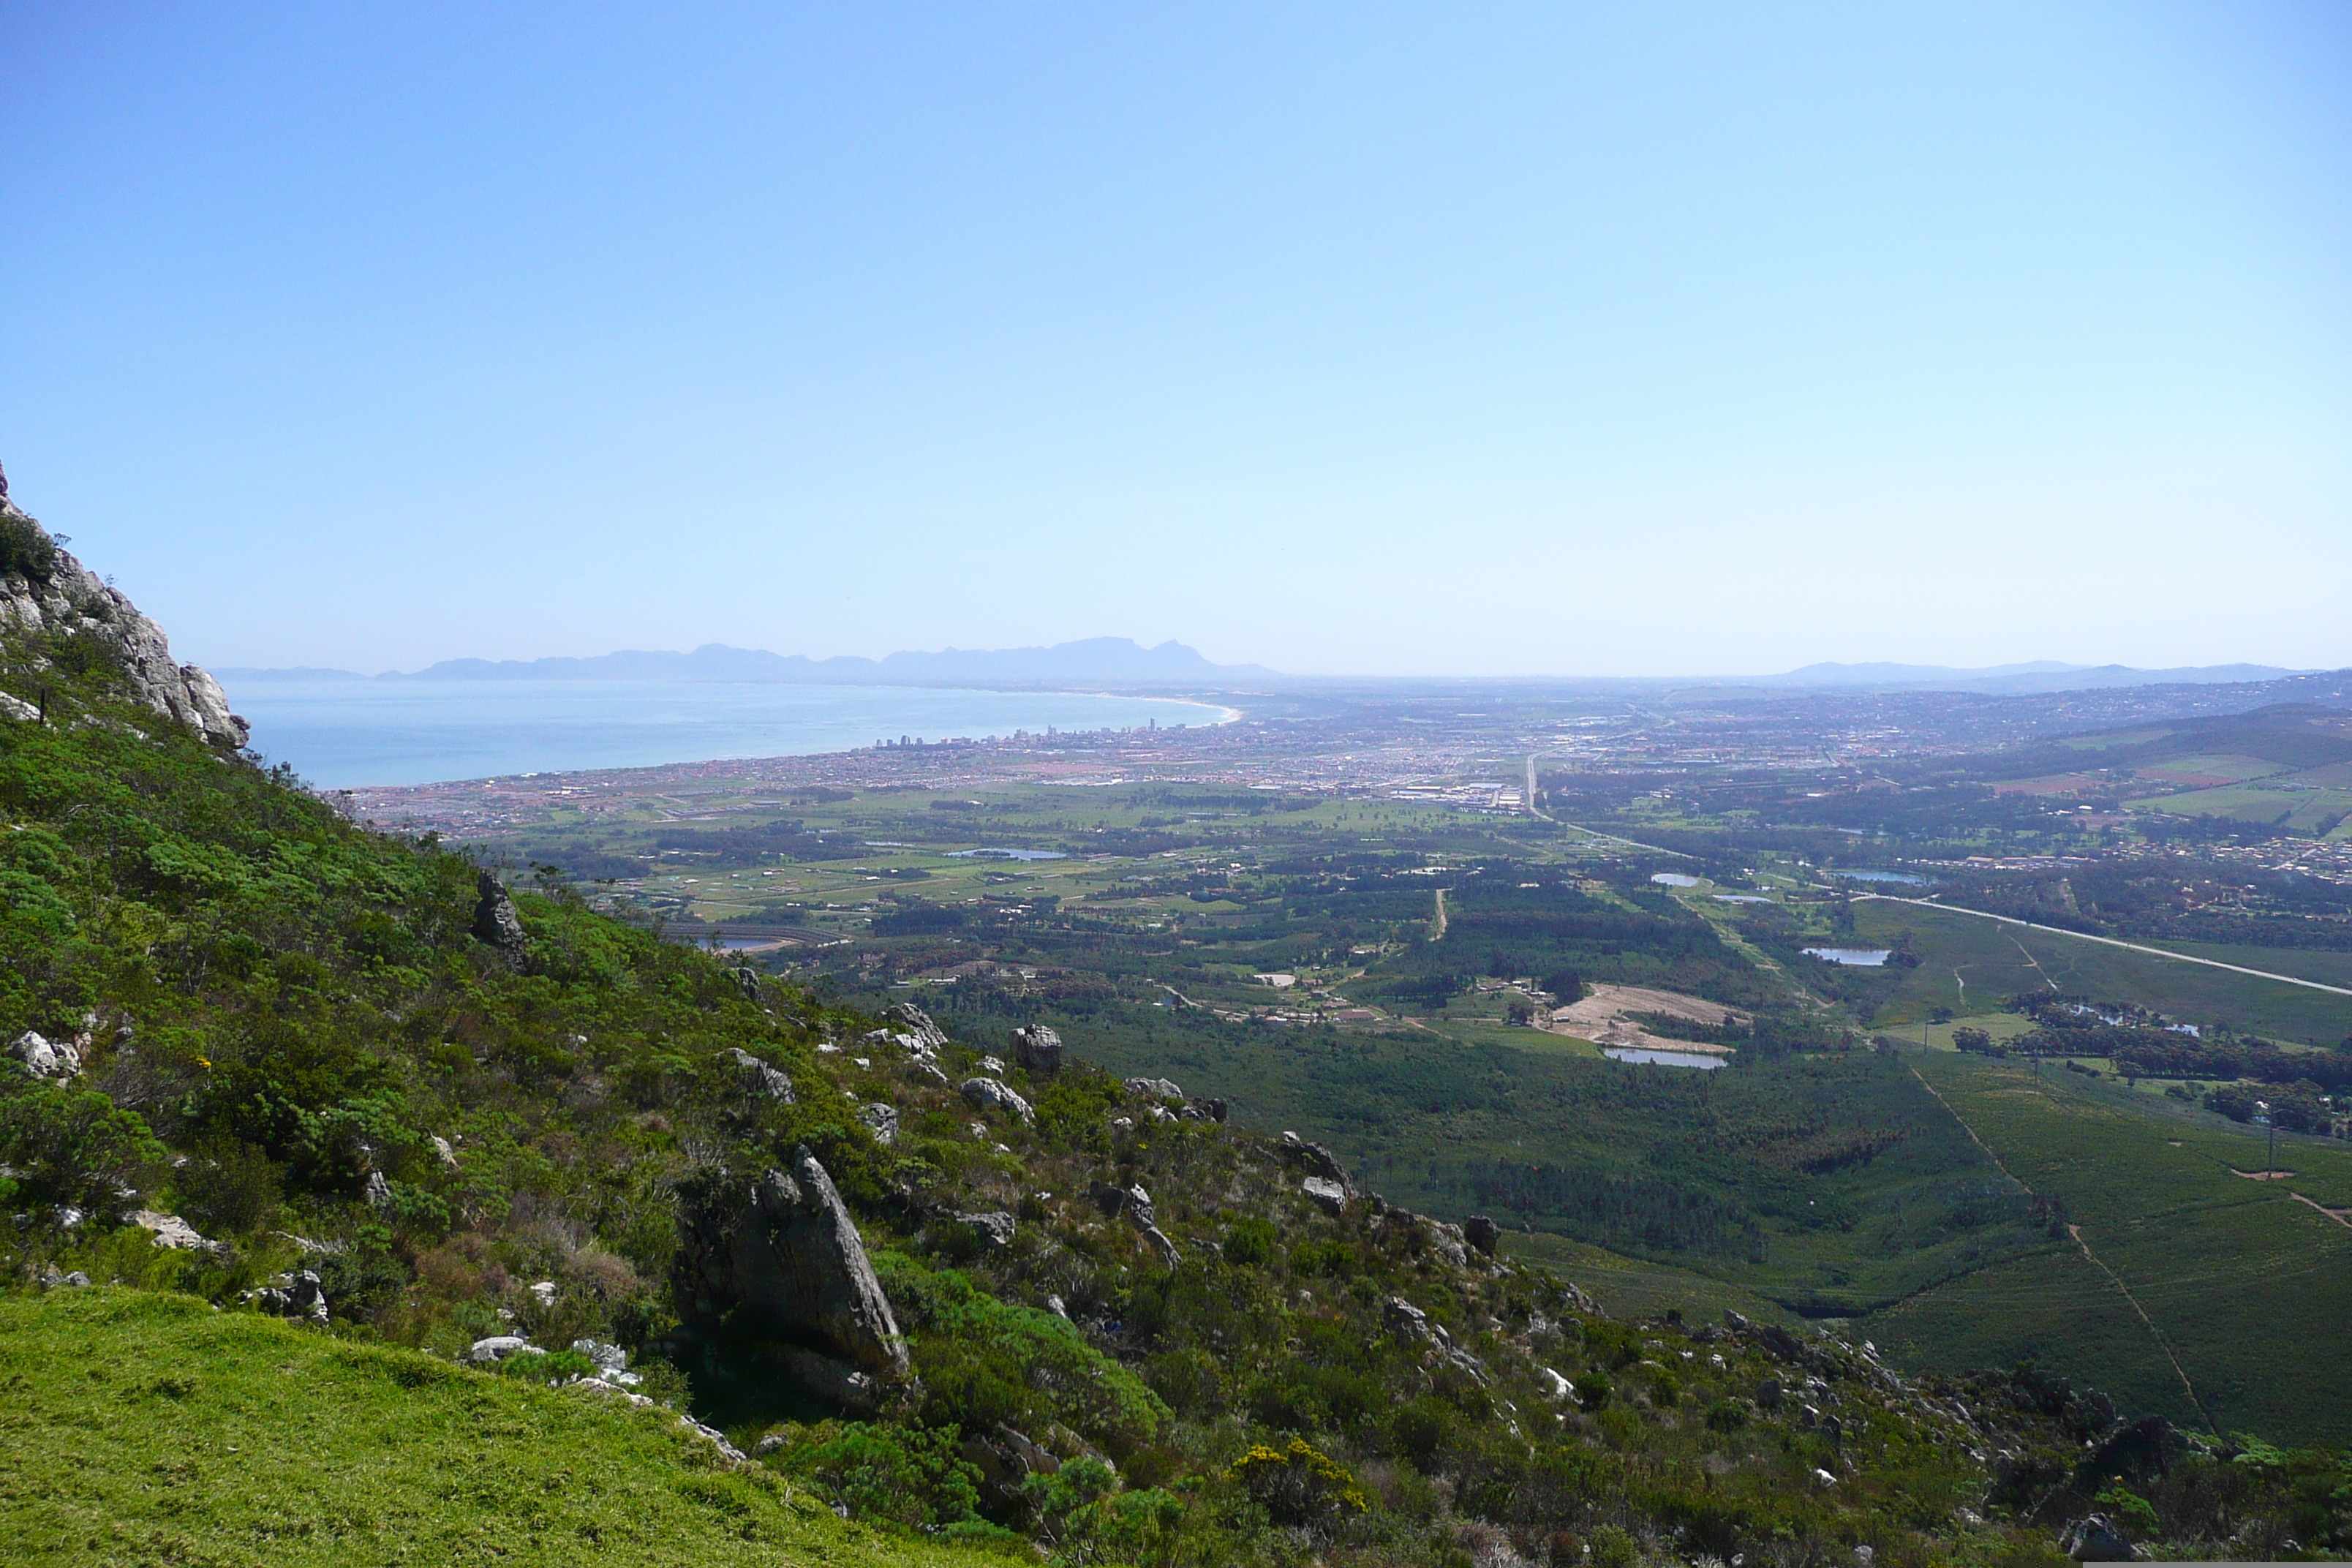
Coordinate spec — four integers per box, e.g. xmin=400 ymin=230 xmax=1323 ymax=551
xmin=1088 ymin=1180 xmax=1131 ymax=1219
xmin=1302 ymin=1177 xmax=1349 ymax=1215
xmin=9 ymin=1030 xmax=80 ymax=1079
xmin=1123 ymin=1076 xmax=1185 ymax=1103
xmin=905 ymin=1060 xmax=951 ymax=1088
xmin=1279 ymin=1131 xmax=1349 ymax=1188
xmin=955 ymin=1211 xmax=1017 ymax=1248
xmin=677 ymin=1147 xmax=910 ymax=1401
xmin=470 ymin=872 xmax=528 ymax=958
xmin=888 ymin=1002 xmax=950 ymax=1054
xmin=0 ymin=488 xmax=247 ymax=747
xmin=39 ymin=1264 xmax=91 ymax=1288
xmin=730 ymin=965 xmax=762 ymax=1001
xmin=1121 ymin=1183 xmax=1156 ymax=1226
xmin=1463 ymin=1215 xmax=1501 ymax=1256
xmin=1200 ymin=1096 xmax=1229 ymax=1123
xmin=132 ymin=1210 xmax=227 ymax=1254
xmin=1383 ymin=1295 xmax=1432 ymax=1340
xmin=1045 ymin=1294 xmax=1068 ymax=1319
xmin=856 ymin=1101 xmax=898 ymax=1145
xmin=571 ymin=1338 xmax=629 ymax=1374
xmin=726 ymin=1047 xmax=796 ymax=1104
xmin=251 ymin=1270 xmax=331 ymax=1324
xmin=2060 ymin=1512 xmax=2136 ymax=1562
xmin=1138 ymin=1224 xmax=1182 ymax=1268
xmin=753 ymin=1431 xmax=791 ymax=1458
xmin=779 ymin=1346 xmax=887 ymax=1414
xmin=430 ymin=1134 xmax=460 ymax=1169
xmin=467 ymin=1334 xmax=541 ymax=1363
xmin=1011 ymin=1024 xmax=1063 ymax=1075
xmin=363 ymin=1169 xmax=393 ymax=1211
xmin=0 ymin=692 xmax=39 ymax=724
xmin=960 ymin=1076 xmax=1034 ymax=1124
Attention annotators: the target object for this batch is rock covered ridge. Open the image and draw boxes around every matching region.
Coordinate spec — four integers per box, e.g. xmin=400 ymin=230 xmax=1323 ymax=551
xmin=0 ymin=464 xmax=246 ymax=748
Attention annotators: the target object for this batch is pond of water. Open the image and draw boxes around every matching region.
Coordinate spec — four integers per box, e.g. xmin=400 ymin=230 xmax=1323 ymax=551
xmin=1831 ymin=870 xmax=1929 ymax=885
xmin=1605 ymin=1047 xmax=1729 ymax=1070
xmin=1650 ymin=873 xmax=1701 ymax=888
xmin=946 ymin=848 xmax=1068 ymax=862
xmin=1803 ymin=947 xmax=1892 ymax=966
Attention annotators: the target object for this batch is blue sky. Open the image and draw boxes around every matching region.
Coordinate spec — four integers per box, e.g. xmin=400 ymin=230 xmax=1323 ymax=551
xmin=1 ymin=3 xmax=2345 ymax=676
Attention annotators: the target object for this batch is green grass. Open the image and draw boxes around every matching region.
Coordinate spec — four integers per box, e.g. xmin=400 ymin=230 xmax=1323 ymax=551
xmin=1860 ymin=1054 xmax=2352 ymax=1444
xmin=0 ymin=1288 xmax=993 ymax=1568
xmin=2126 ymin=782 xmax=2352 ymax=835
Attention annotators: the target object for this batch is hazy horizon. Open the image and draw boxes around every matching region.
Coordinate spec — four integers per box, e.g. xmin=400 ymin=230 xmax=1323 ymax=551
xmin=4 ymin=4 xmax=2347 ymax=677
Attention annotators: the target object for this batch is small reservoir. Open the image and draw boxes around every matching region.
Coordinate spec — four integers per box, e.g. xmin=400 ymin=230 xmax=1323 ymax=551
xmin=1803 ymin=947 xmax=1891 ymax=966
xmin=1605 ymin=1047 xmax=1729 ymax=1070
xmin=1649 ymin=873 xmax=1701 ymax=888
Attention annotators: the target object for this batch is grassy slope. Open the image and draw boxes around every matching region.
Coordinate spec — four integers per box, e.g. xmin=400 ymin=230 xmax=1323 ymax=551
xmin=0 ymin=1289 xmax=987 ymax=1568
xmin=1863 ymin=1053 xmax=2352 ymax=1444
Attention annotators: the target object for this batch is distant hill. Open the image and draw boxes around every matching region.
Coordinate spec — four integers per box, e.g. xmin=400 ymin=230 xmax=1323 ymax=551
xmin=219 ymin=637 xmax=1276 ymax=688
xmin=1757 ymin=660 xmax=2311 ymax=695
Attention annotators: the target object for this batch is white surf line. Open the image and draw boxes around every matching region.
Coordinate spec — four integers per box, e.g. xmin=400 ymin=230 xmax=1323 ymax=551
xmin=1854 ymin=894 xmax=2352 ymax=998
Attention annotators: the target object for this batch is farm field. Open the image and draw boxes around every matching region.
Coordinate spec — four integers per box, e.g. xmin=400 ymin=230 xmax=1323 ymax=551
xmin=1865 ymin=1052 xmax=2352 ymax=1444
xmin=1851 ymin=900 xmax=2352 ymax=1044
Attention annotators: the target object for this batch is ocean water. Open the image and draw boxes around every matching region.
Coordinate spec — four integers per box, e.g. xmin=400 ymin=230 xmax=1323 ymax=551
xmin=222 ymin=678 xmax=1236 ymax=789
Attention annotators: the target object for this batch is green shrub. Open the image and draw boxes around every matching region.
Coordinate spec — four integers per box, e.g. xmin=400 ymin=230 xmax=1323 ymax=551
xmin=0 ymin=1079 xmax=166 ymax=1218
xmin=873 ymin=1251 xmax=1169 ymax=1458
xmin=1221 ymin=1215 xmax=1276 ymax=1268
xmin=1225 ymin=1438 xmax=1366 ymax=1529
xmin=764 ymin=1420 xmax=984 ymax=1531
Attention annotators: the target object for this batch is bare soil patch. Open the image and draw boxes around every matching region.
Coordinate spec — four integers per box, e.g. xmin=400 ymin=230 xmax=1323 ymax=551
xmin=1548 ymin=984 xmax=1746 ymax=1056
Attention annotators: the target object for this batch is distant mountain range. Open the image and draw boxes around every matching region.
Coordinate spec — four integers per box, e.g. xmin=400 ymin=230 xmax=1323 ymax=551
xmin=217 ymin=637 xmax=1276 ymax=688
xmin=218 ymin=646 xmax=2323 ymax=697
xmin=1747 ymin=661 xmax=2313 ymax=695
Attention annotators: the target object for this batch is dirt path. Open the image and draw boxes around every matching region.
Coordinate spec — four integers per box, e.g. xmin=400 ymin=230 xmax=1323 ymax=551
xmin=2291 ymin=1192 xmax=2352 ymax=1230
xmin=1431 ymin=886 xmax=1447 ymax=940
xmin=1904 ymin=1060 xmax=2216 ymax=1432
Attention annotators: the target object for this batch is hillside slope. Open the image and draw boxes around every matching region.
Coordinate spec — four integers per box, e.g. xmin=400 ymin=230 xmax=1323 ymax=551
xmin=3 ymin=478 xmax=2348 ymax=1566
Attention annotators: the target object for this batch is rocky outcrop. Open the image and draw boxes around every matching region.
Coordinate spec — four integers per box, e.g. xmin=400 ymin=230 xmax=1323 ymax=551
xmin=1123 ymin=1076 xmax=1185 ymax=1103
xmin=887 ymin=1001 xmax=949 ymax=1055
xmin=1011 ymin=1024 xmax=1063 ymax=1074
xmin=471 ymin=872 xmax=529 ymax=960
xmin=1302 ymin=1177 xmax=1349 ymax=1215
xmin=1281 ymin=1131 xmax=1351 ymax=1192
xmin=856 ymin=1101 xmax=898 ymax=1145
xmin=676 ymin=1147 xmax=909 ymax=1411
xmin=0 ymin=475 xmax=246 ymax=747
xmin=954 ymin=1211 xmax=1017 ymax=1248
xmin=1463 ymin=1215 xmax=1500 ymax=1256
xmin=9 ymin=1030 xmax=81 ymax=1079
xmin=725 ymin=1047 xmax=796 ymax=1104
xmin=2059 ymin=1512 xmax=2136 ymax=1562
xmin=961 ymin=1075 xmax=1033 ymax=1125
xmin=133 ymin=1210 xmax=226 ymax=1254
xmin=248 ymin=1270 xmax=330 ymax=1324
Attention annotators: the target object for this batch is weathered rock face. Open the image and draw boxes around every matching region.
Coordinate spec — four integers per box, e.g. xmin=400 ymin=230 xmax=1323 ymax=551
xmin=677 ymin=1147 xmax=909 ymax=1410
xmin=1123 ymin=1076 xmax=1185 ymax=1104
xmin=856 ymin=1101 xmax=898 ymax=1145
xmin=1463 ymin=1215 xmax=1500 ymax=1256
xmin=0 ymin=479 xmax=247 ymax=747
xmin=887 ymin=1001 xmax=949 ymax=1055
xmin=249 ymin=1270 xmax=330 ymax=1324
xmin=471 ymin=872 xmax=529 ymax=959
xmin=132 ymin=1210 xmax=226 ymax=1254
xmin=1011 ymin=1024 xmax=1063 ymax=1075
xmin=1301 ymin=1176 xmax=1349 ymax=1215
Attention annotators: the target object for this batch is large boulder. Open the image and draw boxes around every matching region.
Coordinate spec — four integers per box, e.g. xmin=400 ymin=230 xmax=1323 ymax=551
xmin=1123 ymin=1076 xmax=1185 ymax=1104
xmin=1463 ymin=1215 xmax=1501 ymax=1256
xmin=249 ymin=1270 xmax=330 ymax=1324
xmin=888 ymin=1002 xmax=950 ymax=1055
xmin=677 ymin=1147 xmax=910 ymax=1410
xmin=1011 ymin=1025 xmax=1063 ymax=1075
